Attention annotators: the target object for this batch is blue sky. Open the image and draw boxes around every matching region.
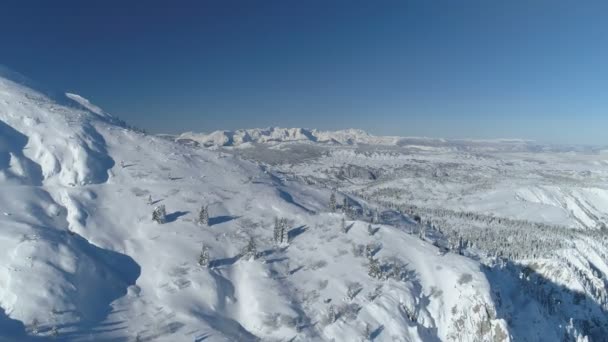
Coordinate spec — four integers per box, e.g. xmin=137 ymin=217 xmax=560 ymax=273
xmin=1 ymin=1 xmax=607 ymax=144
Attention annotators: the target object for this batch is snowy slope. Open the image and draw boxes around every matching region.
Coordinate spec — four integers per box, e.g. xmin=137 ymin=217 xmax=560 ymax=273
xmin=0 ymin=69 xmax=519 ymax=341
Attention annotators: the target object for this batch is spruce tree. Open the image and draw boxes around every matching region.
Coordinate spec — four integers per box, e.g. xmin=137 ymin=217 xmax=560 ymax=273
xmin=342 ymin=197 xmax=349 ymax=213
xmin=367 ymin=224 xmax=375 ymax=236
xmin=198 ymin=205 xmax=209 ymax=226
xmin=243 ymin=236 xmax=258 ymax=260
xmin=329 ymin=192 xmax=337 ymax=212
xmin=372 ymin=209 xmax=379 ymax=224
xmin=341 ymin=216 xmax=348 ymax=233
xmin=152 ymin=205 xmax=166 ymax=224
xmin=368 ymin=257 xmax=382 ymax=279
xmin=273 ymin=217 xmax=286 ymax=244
xmin=327 ymin=304 xmax=337 ymax=324
xmin=198 ymin=244 xmax=210 ymax=267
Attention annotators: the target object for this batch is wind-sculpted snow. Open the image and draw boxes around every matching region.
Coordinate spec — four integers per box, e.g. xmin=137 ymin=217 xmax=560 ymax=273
xmin=0 ymin=76 xmax=114 ymax=186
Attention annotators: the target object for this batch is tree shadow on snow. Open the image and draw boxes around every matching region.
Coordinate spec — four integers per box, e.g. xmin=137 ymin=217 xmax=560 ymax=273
xmin=277 ymin=189 xmax=313 ymax=213
xmin=166 ymin=211 xmax=189 ymax=223
xmin=209 ymin=215 xmax=240 ymax=226
xmin=287 ymin=225 xmax=308 ymax=242
xmin=210 ymin=255 xmax=242 ymax=268
xmin=370 ymin=325 xmax=384 ymax=340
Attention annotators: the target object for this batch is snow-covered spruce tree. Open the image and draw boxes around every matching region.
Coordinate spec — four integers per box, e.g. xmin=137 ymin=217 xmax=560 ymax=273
xmin=341 ymin=216 xmax=348 ymax=233
xmin=365 ymin=243 xmax=376 ymax=259
xmin=368 ymin=257 xmax=383 ymax=279
xmin=327 ymin=304 xmax=337 ymax=324
xmin=329 ymin=192 xmax=337 ymax=212
xmin=418 ymin=223 xmax=425 ymax=240
xmin=346 ymin=282 xmax=362 ymax=300
xmin=363 ymin=323 xmax=371 ymax=341
xmin=152 ymin=205 xmax=166 ymax=224
xmin=147 ymin=195 xmax=152 ymax=205
xmin=342 ymin=197 xmax=349 ymax=213
xmin=273 ymin=217 xmax=280 ymax=243
xmin=274 ymin=217 xmax=287 ymax=244
xmin=367 ymin=224 xmax=375 ymax=236
xmin=242 ymin=236 xmax=258 ymax=260
xmin=198 ymin=244 xmax=210 ymax=267
xmin=198 ymin=205 xmax=209 ymax=226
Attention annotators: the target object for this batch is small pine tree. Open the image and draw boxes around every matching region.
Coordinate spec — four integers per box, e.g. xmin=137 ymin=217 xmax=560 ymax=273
xmin=147 ymin=195 xmax=153 ymax=205
xmin=198 ymin=244 xmax=210 ymax=267
xmin=365 ymin=243 xmax=375 ymax=259
xmin=329 ymin=192 xmax=337 ymax=212
xmin=152 ymin=205 xmax=166 ymax=224
xmin=198 ymin=205 xmax=209 ymax=226
xmin=346 ymin=282 xmax=362 ymax=300
xmin=342 ymin=197 xmax=349 ymax=213
xmin=273 ymin=217 xmax=281 ymax=243
xmin=243 ymin=236 xmax=257 ymax=260
xmin=363 ymin=323 xmax=371 ymax=341
xmin=327 ymin=304 xmax=337 ymax=324
xmin=458 ymin=237 xmax=464 ymax=255
xmin=368 ymin=257 xmax=382 ymax=279
xmin=274 ymin=217 xmax=287 ymax=244
xmin=372 ymin=209 xmax=379 ymax=224
xmin=341 ymin=217 xmax=348 ymax=233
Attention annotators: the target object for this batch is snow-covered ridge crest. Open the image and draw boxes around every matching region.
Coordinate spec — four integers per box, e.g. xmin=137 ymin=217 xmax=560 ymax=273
xmin=0 ymin=69 xmax=115 ymax=186
xmin=65 ymin=93 xmax=113 ymax=119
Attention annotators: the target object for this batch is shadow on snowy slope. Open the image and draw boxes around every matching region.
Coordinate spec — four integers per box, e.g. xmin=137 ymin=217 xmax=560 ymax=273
xmin=0 ymin=231 xmax=140 ymax=342
xmin=483 ymin=261 xmax=608 ymax=341
xmin=0 ymin=119 xmax=44 ymax=185
xmin=166 ymin=210 xmax=189 ymax=223
xmin=79 ymin=121 xmax=115 ymax=184
xmin=209 ymin=215 xmax=240 ymax=226
xmin=277 ymin=188 xmax=313 ymax=213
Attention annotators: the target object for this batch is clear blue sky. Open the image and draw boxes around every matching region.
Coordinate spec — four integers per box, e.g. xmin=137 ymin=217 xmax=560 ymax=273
xmin=1 ymin=1 xmax=607 ymax=144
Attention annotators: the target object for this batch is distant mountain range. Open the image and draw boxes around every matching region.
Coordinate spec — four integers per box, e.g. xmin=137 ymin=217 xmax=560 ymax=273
xmin=168 ymin=127 xmax=603 ymax=153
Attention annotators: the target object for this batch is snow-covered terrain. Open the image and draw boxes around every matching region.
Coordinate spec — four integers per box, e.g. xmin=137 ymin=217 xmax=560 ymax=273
xmin=1 ymin=67 xmax=607 ymax=341
xmin=173 ymin=132 xmax=608 ymax=340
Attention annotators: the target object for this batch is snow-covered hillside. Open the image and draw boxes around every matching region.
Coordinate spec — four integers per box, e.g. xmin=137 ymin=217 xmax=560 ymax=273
xmin=0 ymin=69 xmax=520 ymax=341
xmin=1 ymin=68 xmax=607 ymax=341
